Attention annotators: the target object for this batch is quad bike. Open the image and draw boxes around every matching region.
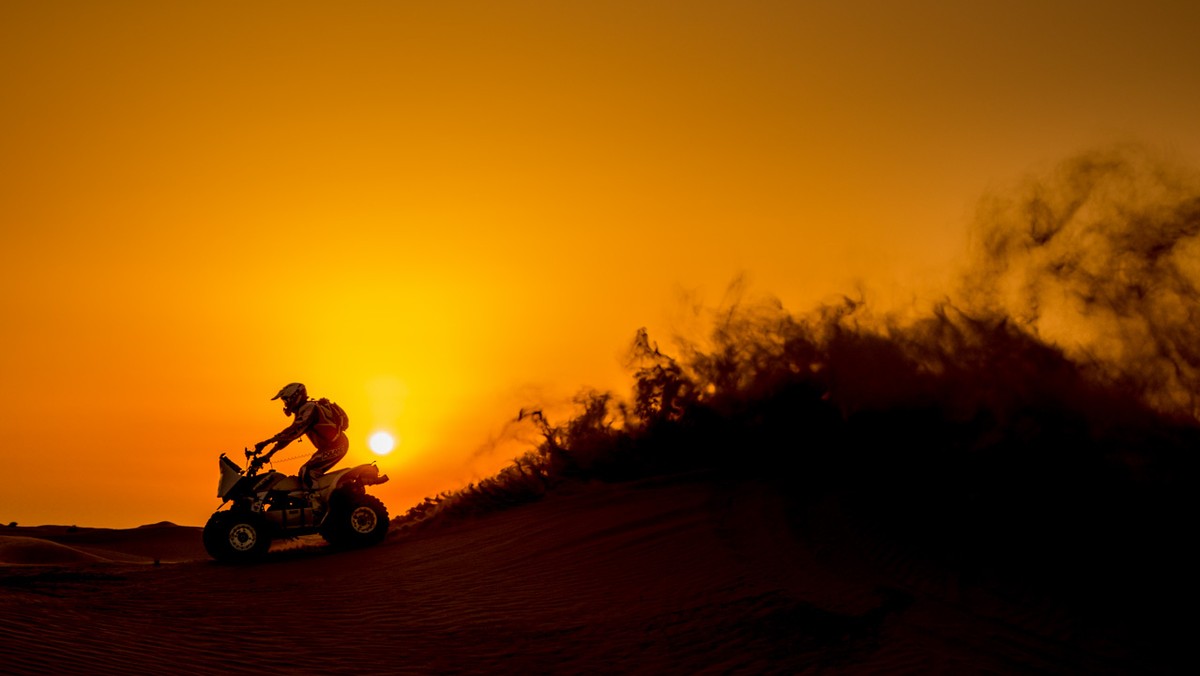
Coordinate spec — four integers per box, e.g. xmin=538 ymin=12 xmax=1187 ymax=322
xmin=203 ymin=449 xmax=391 ymax=563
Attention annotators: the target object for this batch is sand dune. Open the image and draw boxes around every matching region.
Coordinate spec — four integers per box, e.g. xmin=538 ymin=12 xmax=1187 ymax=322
xmin=0 ymin=537 xmax=113 ymax=566
xmin=2 ymin=524 xmax=206 ymax=565
xmin=0 ymin=479 xmax=1177 ymax=674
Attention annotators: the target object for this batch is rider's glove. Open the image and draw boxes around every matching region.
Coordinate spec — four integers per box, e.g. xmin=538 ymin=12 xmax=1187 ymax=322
xmin=253 ymin=440 xmax=269 ymax=454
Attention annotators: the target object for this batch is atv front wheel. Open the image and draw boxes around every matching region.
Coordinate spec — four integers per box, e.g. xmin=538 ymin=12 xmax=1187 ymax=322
xmin=320 ymin=493 xmax=389 ymax=548
xmin=203 ymin=511 xmax=272 ymax=563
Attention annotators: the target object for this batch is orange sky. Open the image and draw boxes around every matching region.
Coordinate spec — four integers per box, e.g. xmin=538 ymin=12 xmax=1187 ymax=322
xmin=3 ymin=1 xmax=1199 ymax=527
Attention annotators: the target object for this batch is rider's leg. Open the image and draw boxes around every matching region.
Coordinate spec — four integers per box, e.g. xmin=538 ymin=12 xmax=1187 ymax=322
xmin=296 ymin=462 xmax=314 ymax=490
xmin=302 ymin=435 xmax=350 ymax=503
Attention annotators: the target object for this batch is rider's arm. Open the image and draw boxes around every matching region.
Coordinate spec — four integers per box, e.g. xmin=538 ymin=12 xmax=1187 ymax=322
xmin=259 ymin=403 xmax=316 ymax=456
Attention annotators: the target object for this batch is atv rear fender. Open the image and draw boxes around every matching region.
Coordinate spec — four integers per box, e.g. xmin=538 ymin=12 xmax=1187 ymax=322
xmin=337 ymin=463 xmax=389 ymax=488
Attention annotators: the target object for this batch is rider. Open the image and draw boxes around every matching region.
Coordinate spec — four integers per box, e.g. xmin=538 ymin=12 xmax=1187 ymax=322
xmin=253 ymin=383 xmax=349 ymax=491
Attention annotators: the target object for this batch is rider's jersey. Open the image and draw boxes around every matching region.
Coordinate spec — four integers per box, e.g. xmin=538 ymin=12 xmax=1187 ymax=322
xmin=269 ymin=399 xmax=346 ymax=452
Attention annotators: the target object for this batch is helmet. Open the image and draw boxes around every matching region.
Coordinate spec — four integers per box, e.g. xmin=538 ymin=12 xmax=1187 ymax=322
xmin=271 ymin=382 xmax=308 ymax=412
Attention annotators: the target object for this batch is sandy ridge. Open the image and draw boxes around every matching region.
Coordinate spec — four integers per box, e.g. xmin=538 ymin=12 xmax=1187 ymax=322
xmin=0 ymin=481 xmax=1171 ymax=674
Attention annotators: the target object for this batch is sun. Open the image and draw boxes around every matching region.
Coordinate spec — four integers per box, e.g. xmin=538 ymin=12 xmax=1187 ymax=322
xmin=368 ymin=431 xmax=396 ymax=455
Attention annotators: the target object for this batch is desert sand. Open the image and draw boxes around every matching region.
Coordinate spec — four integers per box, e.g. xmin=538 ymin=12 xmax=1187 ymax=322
xmin=0 ymin=477 xmax=1180 ymax=675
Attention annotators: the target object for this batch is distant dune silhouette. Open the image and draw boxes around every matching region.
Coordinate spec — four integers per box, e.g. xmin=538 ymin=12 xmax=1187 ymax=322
xmin=0 ymin=536 xmax=112 ymax=565
xmin=0 ymin=525 xmax=205 ymax=566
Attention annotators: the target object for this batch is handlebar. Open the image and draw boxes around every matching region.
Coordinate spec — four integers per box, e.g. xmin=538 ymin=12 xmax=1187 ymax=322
xmin=242 ymin=447 xmax=269 ymax=476
xmin=239 ymin=444 xmax=297 ymax=477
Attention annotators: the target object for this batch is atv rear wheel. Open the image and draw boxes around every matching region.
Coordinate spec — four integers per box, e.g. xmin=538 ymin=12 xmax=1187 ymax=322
xmin=320 ymin=493 xmax=389 ymax=548
xmin=203 ymin=511 xmax=271 ymax=563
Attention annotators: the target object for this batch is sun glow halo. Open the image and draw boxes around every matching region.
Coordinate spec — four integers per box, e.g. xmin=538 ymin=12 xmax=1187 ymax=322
xmin=368 ymin=431 xmax=396 ymax=455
